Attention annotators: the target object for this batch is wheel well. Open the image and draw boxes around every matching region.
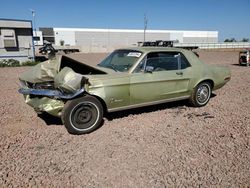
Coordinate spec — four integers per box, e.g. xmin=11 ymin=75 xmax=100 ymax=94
xmin=198 ymin=79 xmax=214 ymax=89
xmin=90 ymin=95 xmax=108 ymax=115
xmin=70 ymin=93 xmax=108 ymax=115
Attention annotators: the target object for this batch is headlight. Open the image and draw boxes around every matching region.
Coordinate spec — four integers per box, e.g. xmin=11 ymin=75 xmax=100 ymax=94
xmin=19 ymin=80 xmax=28 ymax=88
xmin=33 ymin=82 xmax=54 ymax=89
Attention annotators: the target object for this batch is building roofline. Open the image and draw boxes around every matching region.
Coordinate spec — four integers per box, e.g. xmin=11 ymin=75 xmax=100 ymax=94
xmin=0 ymin=18 xmax=32 ymax=23
xmin=53 ymin=27 xmax=218 ymax=34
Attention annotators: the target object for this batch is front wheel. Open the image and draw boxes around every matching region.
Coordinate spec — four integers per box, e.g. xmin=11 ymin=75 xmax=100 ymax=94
xmin=189 ymin=82 xmax=212 ymax=107
xmin=62 ymin=95 xmax=103 ymax=134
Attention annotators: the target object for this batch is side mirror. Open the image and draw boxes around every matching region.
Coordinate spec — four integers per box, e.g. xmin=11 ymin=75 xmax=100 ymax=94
xmin=145 ymin=66 xmax=154 ymax=73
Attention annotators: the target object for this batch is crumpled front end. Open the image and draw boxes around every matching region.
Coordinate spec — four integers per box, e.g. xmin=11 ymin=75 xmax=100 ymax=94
xmin=18 ymin=55 xmax=107 ymax=117
xmin=19 ymin=67 xmax=86 ymax=116
xmin=24 ymin=95 xmax=65 ymax=117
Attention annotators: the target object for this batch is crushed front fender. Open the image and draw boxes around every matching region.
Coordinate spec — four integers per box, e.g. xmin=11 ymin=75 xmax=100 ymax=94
xmin=24 ymin=95 xmax=65 ymax=117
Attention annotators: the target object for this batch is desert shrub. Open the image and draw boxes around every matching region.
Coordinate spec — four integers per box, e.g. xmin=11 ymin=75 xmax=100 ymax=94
xmin=21 ymin=61 xmax=40 ymax=66
xmin=0 ymin=59 xmax=40 ymax=67
xmin=0 ymin=59 xmax=20 ymax=67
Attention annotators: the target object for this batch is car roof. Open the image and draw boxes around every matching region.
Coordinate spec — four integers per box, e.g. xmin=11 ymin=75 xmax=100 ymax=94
xmin=117 ymin=47 xmax=188 ymax=54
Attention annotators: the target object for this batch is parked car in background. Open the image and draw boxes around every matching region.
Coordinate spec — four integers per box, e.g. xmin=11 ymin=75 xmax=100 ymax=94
xmin=239 ymin=50 xmax=250 ymax=66
xmin=18 ymin=47 xmax=231 ymax=134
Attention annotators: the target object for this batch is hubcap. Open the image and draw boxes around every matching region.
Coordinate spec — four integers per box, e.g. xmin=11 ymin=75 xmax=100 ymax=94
xmin=197 ymin=85 xmax=210 ymax=104
xmin=76 ymin=108 xmax=92 ymax=123
xmin=70 ymin=102 xmax=99 ymax=130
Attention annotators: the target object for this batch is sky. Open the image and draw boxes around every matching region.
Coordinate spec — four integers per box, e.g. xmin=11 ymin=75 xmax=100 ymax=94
xmin=1 ymin=0 xmax=250 ymax=41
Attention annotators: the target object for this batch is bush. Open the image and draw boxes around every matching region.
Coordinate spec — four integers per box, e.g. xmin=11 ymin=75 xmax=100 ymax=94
xmin=0 ymin=59 xmax=20 ymax=67
xmin=21 ymin=61 xmax=40 ymax=66
xmin=0 ymin=59 xmax=40 ymax=67
xmin=224 ymin=38 xmax=237 ymax=42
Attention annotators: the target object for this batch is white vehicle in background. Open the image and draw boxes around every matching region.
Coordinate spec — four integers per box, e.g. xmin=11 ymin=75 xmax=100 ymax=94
xmin=239 ymin=50 xmax=250 ymax=66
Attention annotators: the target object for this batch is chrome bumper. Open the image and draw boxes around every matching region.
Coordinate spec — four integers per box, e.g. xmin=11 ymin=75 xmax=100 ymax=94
xmin=18 ymin=88 xmax=85 ymax=99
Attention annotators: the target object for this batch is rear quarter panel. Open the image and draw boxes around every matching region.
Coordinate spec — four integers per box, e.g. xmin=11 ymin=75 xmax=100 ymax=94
xmin=183 ymin=50 xmax=230 ymax=90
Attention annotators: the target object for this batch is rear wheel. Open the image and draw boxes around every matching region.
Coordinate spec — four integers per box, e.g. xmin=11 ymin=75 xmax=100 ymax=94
xmin=189 ymin=82 xmax=212 ymax=107
xmin=62 ymin=95 xmax=103 ymax=134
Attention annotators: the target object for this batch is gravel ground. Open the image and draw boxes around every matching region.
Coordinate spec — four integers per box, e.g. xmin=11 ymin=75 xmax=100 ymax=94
xmin=0 ymin=51 xmax=249 ymax=187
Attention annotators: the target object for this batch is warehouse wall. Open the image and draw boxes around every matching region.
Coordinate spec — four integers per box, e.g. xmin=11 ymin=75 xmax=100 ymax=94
xmin=74 ymin=31 xmax=171 ymax=52
xmin=53 ymin=28 xmax=218 ymax=52
xmin=183 ymin=37 xmax=218 ymax=43
xmin=55 ymin=30 xmax=76 ymax=46
xmin=182 ymin=31 xmax=218 ymax=43
xmin=75 ymin=31 xmax=109 ymax=52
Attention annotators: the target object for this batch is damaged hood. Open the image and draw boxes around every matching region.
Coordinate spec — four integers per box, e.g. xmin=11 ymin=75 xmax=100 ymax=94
xmin=19 ymin=55 xmax=108 ymax=84
xmin=19 ymin=55 xmax=111 ymax=99
xmin=19 ymin=57 xmax=60 ymax=83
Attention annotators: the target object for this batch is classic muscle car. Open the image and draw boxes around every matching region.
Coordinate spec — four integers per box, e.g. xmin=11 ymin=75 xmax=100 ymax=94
xmin=19 ymin=47 xmax=231 ymax=134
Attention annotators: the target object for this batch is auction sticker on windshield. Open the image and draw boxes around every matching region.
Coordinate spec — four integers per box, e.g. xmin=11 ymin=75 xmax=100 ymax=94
xmin=127 ymin=52 xmax=142 ymax=57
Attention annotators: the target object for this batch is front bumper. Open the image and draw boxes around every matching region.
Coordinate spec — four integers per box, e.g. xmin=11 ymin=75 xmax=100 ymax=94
xmin=18 ymin=88 xmax=85 ymax=99
xmin=18 ymin=88 xmax=85 ymax=117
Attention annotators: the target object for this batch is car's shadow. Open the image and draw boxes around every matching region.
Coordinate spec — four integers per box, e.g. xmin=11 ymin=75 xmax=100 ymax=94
xmin=38 ymin=93 xmax=217 ymax=126
xmin=38 ymin=113 xmax=63 ymax=126
xmin=37 ymin=113 xmax=105 ymax=133
xmin=232 ymin=63 xmax=246 ymax=67
xmin=105 ymin=94 xmax=217 ymax=121
xmin=105 ymin=100 xmax=188 ymax=121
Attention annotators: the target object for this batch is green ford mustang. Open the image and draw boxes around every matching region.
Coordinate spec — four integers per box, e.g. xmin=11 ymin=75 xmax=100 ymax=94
xmin=19 ymin=47 xmax=231 ymax=134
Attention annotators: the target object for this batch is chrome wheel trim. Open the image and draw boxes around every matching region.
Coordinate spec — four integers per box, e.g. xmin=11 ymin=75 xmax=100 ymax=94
xmin=196 ymin=84 xmax=211 ymax=105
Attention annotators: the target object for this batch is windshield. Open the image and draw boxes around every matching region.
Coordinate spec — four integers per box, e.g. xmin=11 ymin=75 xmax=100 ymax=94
xmin=97 ymin=49 xmax=142 ymax=72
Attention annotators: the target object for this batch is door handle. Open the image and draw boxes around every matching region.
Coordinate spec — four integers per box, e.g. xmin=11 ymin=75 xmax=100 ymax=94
xmin=176 ymin=71 xmax=183 ymax=75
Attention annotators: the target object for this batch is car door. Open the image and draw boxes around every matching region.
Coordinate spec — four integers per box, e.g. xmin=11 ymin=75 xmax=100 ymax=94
xmin=130 ymin=51 xmax=192 ymax=105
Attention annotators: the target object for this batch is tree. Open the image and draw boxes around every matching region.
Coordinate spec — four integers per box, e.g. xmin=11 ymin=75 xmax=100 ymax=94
xmin=224 ymin=38 xmax=237 ymax=42
xmin=241 ymin=38 xmax=249 ymax=42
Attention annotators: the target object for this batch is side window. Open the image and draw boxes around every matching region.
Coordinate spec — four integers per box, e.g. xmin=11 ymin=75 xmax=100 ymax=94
xmin=146 ymin=52 xmax=179 ymax=72
xmin=180 ymin=54 xmax=191 ymax=69
xmin=133 ymin=51 xmax=191 ymax=73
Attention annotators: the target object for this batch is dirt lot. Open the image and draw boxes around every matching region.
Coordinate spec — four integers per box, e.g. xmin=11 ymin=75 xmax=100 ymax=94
xmin=0 ymin=51 xmax=249 ymax=187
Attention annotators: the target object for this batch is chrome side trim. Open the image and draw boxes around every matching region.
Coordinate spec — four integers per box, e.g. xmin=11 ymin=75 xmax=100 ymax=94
xmin=18 ymin=88 xmax=85 ymax=99
xmin=108 ymin=95 xmax=190 ymax=112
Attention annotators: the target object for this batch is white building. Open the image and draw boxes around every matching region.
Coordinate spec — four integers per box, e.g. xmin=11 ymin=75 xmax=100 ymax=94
xmin=40 ymin=27 xmax=218 ymax=52
xmin=33 ymin=31 xmax=43 ymax=46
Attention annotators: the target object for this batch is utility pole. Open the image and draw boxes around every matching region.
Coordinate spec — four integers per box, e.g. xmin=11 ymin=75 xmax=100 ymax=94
xmin=30 ymin=9 xmax=37 ymax=61
xmin=30 ymin=9 xmax=37 ymax=37
xmin=144 ymin=14 xmax=148 ymax=42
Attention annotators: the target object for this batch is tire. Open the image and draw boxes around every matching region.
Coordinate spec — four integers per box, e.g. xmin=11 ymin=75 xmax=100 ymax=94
xmin=62 ymin=95 xmax=103 ymax=134
xmin=189 ymin=82 xmax=212 ymax=107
